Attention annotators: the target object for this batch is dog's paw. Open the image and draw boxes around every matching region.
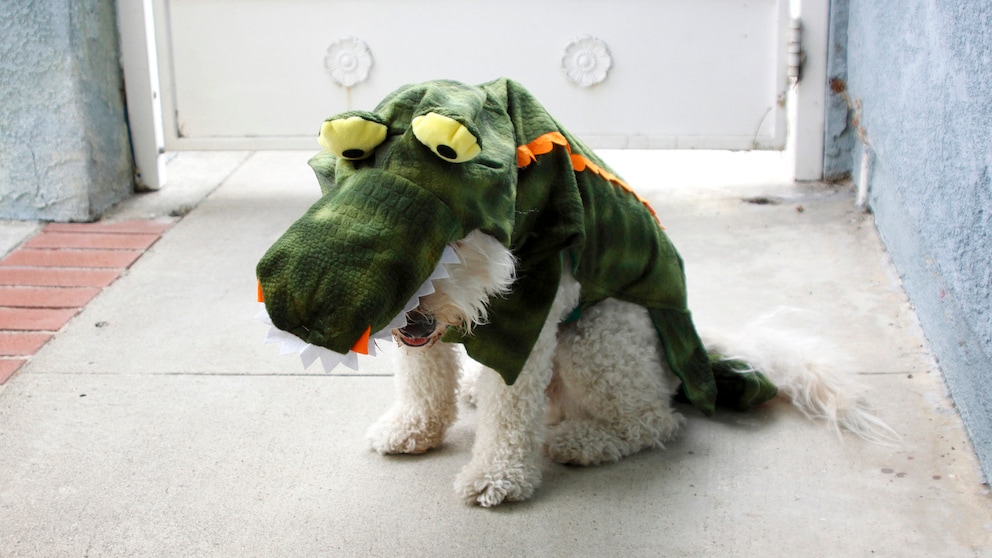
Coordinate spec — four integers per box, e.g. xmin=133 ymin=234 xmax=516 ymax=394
xmin=365 ymin=411 xmax=447 ymax=455
xmin=454 ymin=460 xmax=540 ymax=507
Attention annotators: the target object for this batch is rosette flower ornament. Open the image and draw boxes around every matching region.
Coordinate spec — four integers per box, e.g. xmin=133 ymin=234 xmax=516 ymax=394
xmin=562 ymin=36 xmax=613 ymax=87
xmin=324 ymin=37 xmax=373 ymax=87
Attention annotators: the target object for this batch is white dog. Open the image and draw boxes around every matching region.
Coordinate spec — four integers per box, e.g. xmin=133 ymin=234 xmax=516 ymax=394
xmin=255 ymin=80 xmax=894 ymax=508
xmin=364 ymin=230 xmax=895 ymax=507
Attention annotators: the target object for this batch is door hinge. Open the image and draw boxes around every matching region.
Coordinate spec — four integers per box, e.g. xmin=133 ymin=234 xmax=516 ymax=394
xmin=788 ymin=18 xmax=805 ymax=86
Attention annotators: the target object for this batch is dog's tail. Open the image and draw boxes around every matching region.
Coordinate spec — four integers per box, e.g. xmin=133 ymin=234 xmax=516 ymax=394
xmin=703 ymin=309 xmax=901 ymax=445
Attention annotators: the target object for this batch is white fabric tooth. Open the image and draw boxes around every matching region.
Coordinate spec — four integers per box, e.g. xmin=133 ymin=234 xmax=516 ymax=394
xmin=412 ymin=278 xmax=433 ymax=298
xmin=318 ymin=354 xmax=333 ymax=373
xmin=431 ymin=245 xmax=460 ymax=284
xmin=439 ymin=245 xmax=460 ymax=265
xmin=389 ymin=313 xmax=409 ymax=328
xmin=259 ymin=314 xmax=366 ymax=372
xmin=266 ymin=326 xmax=300 ymax=346
xmin=372 ymin=326 xmax=395 ymax=341
xmin=340 ymin=351 xmax=360 ymax=371
xmin=412 ymin=281 xmax=436 ymax=299
xmin=318 ymin=351 xmax=345 ymax=373
xmin=319 ymin=350 xmax=350 ymax=372
xmin=279 ymin=335 xmax=307 ymax=356
xmin=263 ymin=326 xmax=285 ymax=345
xmin=378 ymin=310 xmax=408 ymax=335
xmin=427 ymin=264 xmax=450 ymax=282
xmin=256 ymin=306 xmax=274 ymax=325
xmin=299 ymin=344 xmax=323 ymax=369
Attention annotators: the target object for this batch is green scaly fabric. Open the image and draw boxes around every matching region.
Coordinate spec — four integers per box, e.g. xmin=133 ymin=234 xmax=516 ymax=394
xmin=257 ymin=78 xmax=777 ymax=415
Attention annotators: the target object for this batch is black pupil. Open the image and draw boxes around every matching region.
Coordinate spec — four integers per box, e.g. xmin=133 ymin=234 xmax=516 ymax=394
xmin=342 ymin=148 xmax=364 ymax=159
xmin=436 ymin=145 xmax=457 ymax=160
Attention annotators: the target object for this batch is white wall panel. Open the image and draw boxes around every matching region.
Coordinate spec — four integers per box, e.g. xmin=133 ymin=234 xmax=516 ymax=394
xmin=161 ymin=0 xmax=789 ymax=151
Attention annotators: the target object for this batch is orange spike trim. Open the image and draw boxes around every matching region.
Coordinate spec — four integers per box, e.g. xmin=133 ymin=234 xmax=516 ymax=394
xmin=515 ymin=131 xmax=569 ymax=167
xmin=350 ymin=326 xmax=372 ymax=355
xmin=516 ymin=132 xmax=661 ymax=224
xmin=257 ymin=280 xmax=265 ymax=303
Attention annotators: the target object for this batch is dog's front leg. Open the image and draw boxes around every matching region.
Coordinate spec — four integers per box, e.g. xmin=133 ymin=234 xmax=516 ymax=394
xmin=454 ymin=324 xmax=557 ymax=507
xmin=454 ymin=274 xmax=580 ymax=507
xmin=366 ymin=341 xmax=460 ymax=454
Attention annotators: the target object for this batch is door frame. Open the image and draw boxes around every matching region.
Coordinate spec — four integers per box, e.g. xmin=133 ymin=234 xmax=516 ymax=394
xmin=119 ymin=0 xmax=828 ymax=183
xmin=118 ymin=0 xmax=167 ymax=190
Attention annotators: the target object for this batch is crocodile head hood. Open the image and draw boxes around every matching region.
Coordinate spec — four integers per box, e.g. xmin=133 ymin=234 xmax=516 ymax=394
xmin=256 ymin=80 xmax=518 ymax=354
xmin=257 ymin=78 xmax=778 ymax=415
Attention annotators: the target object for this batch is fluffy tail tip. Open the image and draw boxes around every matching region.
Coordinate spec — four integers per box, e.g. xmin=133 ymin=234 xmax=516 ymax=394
xmin=705 ymin=309 xmax=902 ymax=446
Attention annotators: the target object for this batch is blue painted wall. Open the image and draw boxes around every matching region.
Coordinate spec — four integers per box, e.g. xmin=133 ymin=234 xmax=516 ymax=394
xmin=0 ymin=0 xmax=133 ymax=221
xmin=822 ymin=0 xmax=855 ymax=181
xmin=827 ymin=0 xmax=992 ymax=480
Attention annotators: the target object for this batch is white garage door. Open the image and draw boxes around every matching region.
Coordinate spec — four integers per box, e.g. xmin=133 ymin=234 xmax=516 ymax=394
xmin=153 ymin=0 xmax=797 ymax=152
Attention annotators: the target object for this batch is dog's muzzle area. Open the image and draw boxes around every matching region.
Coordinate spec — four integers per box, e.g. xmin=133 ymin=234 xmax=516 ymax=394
xmin=393 ymin=308 xmax=440 ymax=348
xmin=388 ymin=230 xmax=518 ymax=351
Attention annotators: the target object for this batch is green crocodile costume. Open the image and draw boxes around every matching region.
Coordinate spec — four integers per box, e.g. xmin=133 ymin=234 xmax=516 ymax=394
xmin=257 ymin=78 xmax=776 ymax=415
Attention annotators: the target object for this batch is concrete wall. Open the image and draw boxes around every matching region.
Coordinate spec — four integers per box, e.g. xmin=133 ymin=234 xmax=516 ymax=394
xmin=827 ymin=0 xmax=992 ymax=480
xmin=822 ymin=0 xmax=855 ymax=181
xmin=0 ymin=0 xmax=133 ymax=222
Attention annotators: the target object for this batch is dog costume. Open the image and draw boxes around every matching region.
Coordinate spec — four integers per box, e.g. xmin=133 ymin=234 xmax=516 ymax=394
xmin=257 ymin=78 xmax=776 ymax=415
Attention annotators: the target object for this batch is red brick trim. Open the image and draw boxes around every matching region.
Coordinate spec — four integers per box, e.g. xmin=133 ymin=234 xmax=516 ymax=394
xmin=0 ymin=219 xmax=174 ymax=384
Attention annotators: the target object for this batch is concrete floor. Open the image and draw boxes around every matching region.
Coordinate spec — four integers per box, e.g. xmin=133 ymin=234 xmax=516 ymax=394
xmin=1 ymin=151 xmax=990 ymax=557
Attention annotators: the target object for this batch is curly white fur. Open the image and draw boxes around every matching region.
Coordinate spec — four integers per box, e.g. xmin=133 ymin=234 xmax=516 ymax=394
xmin=703 ymin=309 xmax=900 ymax=445
xmin=417 ymin=230 xmax=516 ymax=335
xmin=366 ymin=231 xmax=896 ymax=507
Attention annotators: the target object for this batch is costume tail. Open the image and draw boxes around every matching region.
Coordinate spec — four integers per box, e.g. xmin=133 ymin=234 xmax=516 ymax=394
xmin=703 ymin=309 xmax=901 ymax=445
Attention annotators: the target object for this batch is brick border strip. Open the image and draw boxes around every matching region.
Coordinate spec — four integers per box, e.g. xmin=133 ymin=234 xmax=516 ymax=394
xmin=0 ymin=219 xmax=174 ymax=384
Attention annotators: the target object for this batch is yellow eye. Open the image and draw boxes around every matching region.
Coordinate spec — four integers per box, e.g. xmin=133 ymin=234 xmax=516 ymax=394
xmin=411 ymin=112 xmax=481 ymax=163
xmin=318 ymin=116 xmax=388 ymax=160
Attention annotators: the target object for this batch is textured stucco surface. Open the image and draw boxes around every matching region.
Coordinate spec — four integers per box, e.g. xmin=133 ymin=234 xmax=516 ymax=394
xmin=0 ymin=0 xmax=133 ymax=221
xmin=822 ymin=0 xmax=855 ymax=181
xmin=844 ymin=0 xmax=992 ymax=480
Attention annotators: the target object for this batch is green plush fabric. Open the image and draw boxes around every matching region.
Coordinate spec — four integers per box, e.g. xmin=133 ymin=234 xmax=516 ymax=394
xmin=257 ymin=78 xmax=777 ymax=414
xmin=257 ymin=170 xmax=462 ymax=353
xmin=709 ymin=355 xmax=780 ymax=412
